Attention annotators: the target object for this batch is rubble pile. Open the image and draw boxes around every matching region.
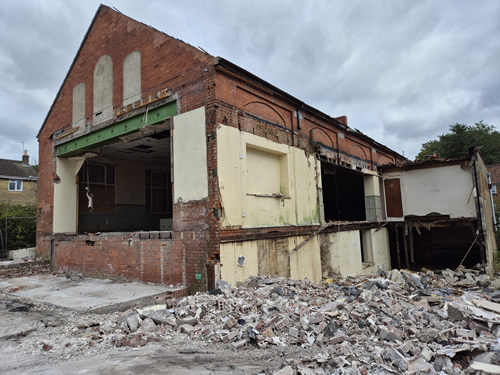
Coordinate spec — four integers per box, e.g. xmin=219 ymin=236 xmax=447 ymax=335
xmin=114 ymin=267 xmax=500 ymax=374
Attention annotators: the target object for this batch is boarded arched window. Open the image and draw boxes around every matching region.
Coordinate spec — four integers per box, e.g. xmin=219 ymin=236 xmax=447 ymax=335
xmin=72 ymin=82 xmax=85 ymax=127
xmin=123 ymin=51 xmax=141 ymax=106
xmin=93 ymin=55 xmax=113 ymax=124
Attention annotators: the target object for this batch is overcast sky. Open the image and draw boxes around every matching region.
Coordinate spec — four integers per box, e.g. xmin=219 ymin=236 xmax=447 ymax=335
xmin=0 ymin=0 xmax=499 ymax=162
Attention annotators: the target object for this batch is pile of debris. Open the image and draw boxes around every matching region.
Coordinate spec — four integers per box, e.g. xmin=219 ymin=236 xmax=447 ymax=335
xmin=0 ymin=260 xmax=52 ymax=279
xmin=113 ymin=267 xmax=500 ymax=374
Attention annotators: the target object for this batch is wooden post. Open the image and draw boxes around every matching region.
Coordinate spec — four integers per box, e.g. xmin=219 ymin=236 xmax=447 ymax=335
xmin=409 ymin=222 xmax=415 ymax=264
xmin=403 ymin=223 xmax=410 ymax=269
xmin=395 ymin=224 xmax=401 ymax=269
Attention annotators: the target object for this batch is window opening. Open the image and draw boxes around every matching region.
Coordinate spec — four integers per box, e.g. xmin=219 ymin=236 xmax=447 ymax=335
xmin=146 ymin=170 xmax=172 ymax=214
xmin=8 ymin=179 xmax=23 ymax=191
xmin=321 ymin=162 xmax=365 ymax=221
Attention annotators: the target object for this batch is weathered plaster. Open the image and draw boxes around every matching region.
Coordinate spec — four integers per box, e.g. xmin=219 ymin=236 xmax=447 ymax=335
xmin=217 ymin=125 xmax=320 ymax=228
xmin=123 ymin=51 xmax=141 ymax=106
xmin=72 ymin=82 xmax=85 ymax=128
xmin=93 ymin=55 xmax=113 ymax=125
xmin=220 ymin=235 xmax=322 ymax=286
xmin=173 ymin=107 xmax=208 ymax=202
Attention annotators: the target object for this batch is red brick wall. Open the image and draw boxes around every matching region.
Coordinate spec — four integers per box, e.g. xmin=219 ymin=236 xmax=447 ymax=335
xmin=37 ymin=6 xmax=215 ymax=290
xmin=46 ymin=232 xmax=183 ymax=284
xmin=213 ymin=68 xmax=402 ymax=167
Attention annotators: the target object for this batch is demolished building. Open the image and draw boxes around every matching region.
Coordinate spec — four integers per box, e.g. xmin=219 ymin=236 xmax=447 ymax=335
xmin=36 ymin=5 xmax=497 ymax=293
xmin=380 ymin=150 xmax=497 ymax=274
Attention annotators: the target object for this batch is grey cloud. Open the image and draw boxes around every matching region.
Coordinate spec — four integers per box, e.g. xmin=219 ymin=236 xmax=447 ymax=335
xmin=0 ymin=0 xmax=499 ymax=161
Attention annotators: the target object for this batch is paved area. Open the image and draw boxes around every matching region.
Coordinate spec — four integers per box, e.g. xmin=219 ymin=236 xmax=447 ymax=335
xmin=0 ymin=274 xmax=180 ymax=313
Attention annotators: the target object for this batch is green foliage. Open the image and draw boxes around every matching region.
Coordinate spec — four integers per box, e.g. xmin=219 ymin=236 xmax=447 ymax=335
xmin=417 ymin=121 xmax=500 ymax=164
xmin=0 ymin=203 xmax=36 ymax=252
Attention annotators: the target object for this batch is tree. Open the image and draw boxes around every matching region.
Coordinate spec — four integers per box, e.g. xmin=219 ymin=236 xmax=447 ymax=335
xmin=417 ymin=121 xmax=500 ymax=165
xmin=0 ymin=203 xmax=37 ymax=253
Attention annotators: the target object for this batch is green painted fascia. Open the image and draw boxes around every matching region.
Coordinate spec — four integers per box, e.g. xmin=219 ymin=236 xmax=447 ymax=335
xmin=56 ymin=101 xmax=177 ymax=157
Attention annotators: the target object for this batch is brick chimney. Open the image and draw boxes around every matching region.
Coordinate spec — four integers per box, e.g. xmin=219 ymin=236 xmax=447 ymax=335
xmin=22 ymin=151 xmax=29 ymax=165
xmin=335 ymin=116 xmax=348 ymax=127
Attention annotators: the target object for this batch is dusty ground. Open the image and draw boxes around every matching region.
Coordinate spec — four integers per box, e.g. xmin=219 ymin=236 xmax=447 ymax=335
xmin=0 ymin=264 xmax=313 ymax=375
xmin=0 ymin=293 xmax=302 ymax=374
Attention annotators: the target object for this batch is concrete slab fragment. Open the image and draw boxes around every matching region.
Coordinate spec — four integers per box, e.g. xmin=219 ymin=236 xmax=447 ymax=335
xmin=0 ymin=274 xmax=179 ymax=313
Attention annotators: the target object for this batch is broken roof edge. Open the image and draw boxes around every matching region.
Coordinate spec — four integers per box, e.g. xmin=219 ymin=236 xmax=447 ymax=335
xmin=380 ymin=155 xmax=471 ymax=172
xmin=214 ymin=56 xmax=406 ymax=162
xmin=37 ymin=4 xmax=214 ymax=140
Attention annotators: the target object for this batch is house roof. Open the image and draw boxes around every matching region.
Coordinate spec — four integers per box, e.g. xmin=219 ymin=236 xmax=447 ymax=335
xmin=487 ymin=164 xmax=500 ymax=184
xmin=0 ymin=158 xmax=38 ymax=180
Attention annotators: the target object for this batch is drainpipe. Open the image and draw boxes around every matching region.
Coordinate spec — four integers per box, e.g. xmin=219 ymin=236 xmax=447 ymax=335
xmin=469 ymin=148 xmax=486 ymax=263
xmin=488 ymin=172 xmax=498 ymax=232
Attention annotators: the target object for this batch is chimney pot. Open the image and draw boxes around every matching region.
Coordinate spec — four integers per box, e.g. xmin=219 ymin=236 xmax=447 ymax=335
xmin=22 ymin=151 xmax=29 ymax=165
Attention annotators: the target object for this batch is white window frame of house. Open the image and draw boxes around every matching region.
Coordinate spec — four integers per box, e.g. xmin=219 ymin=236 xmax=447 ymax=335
xmin=8 ymin=179 xmax=23 ymax=191
xmin=493 ymin=184 xmax=497 ymax=194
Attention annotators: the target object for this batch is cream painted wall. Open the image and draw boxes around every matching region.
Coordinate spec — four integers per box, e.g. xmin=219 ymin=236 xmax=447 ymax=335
xmin=220 ymin=241 xmax=259 ymax=285
xmin=364 ymin=175 xmax=380 ymax=196
xmin=217 ymin=124 xmax=320 ymax=228
xmin=293 ymin=148 xmax=320 ymax=225
xmin=114 ymin=159 xmax=146 ymax=205
xmin=289 ymin=235 xmax=322 ymax=281
xmin=220 ymin=235 xmax=322 ymax=286
xmin=323 ymin=231 xmax=363 ymax=276
xmin=384 ymin=164 xmax=476 ymax=218
xmin=53 ymin=157 xmax=85 ymax=233
xmin=221 ymin=228 xmax=388 ymax=284
xmin=361 ymin=228 xmax=391 ymax=274
xmin=173 ymin=107 xmax=208 ymax=202
xmin=247 ymin=147 xmax=282 ymax=194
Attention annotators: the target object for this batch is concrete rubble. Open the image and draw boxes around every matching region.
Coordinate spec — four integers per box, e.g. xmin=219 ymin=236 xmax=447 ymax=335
xmin=107 ymin=265 xmax=500 ymax=374
xmin=3 ymin=265 xmax=500 ymax=373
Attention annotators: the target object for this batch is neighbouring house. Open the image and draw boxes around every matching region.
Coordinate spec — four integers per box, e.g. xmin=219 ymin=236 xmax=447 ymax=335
xmin=0 ymin=152 xmax=38 ymax=204
xmin=36 ymin=5 xmax=497 ymax=293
